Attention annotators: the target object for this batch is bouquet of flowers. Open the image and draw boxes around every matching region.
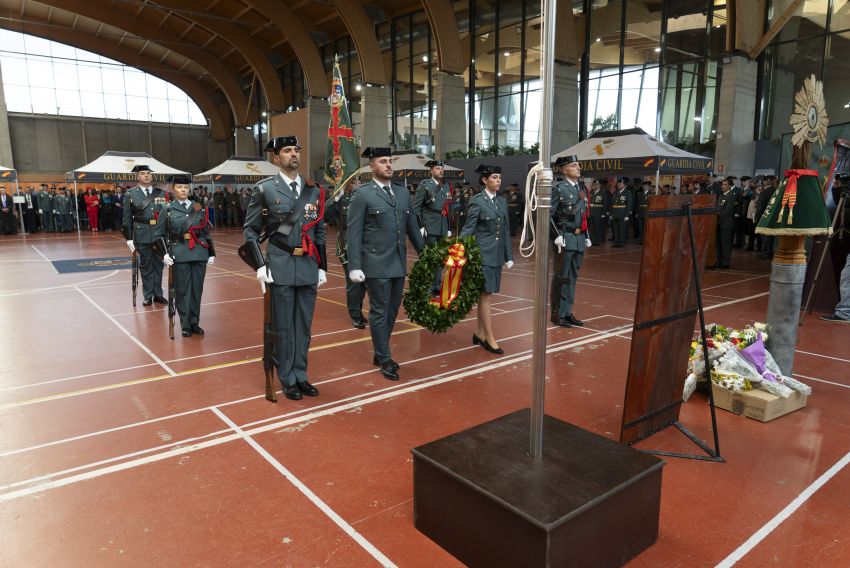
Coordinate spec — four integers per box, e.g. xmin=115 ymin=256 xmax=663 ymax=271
xmin=683 ymin=322 xmax=811 ymax=401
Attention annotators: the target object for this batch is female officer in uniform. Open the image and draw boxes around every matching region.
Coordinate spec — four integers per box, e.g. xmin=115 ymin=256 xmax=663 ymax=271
xmin=155 ymin=175 xmax=215 ymax=337
xmin=460 ymin=164 xmax=513 ymax=354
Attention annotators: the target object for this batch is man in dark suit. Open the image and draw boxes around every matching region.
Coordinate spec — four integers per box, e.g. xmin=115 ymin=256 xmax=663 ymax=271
xmin=610 ymin=177 xmax=633 ymax=247
xmin=244 ymin=136 xmax=327 ymax=401
xmin=755 ymin=174 xmax=777 ymax=259
xmin=336 ymin=182 xmax=367 ymax=329
xmin=587 ymin=179 xmax=609 ymax=245
xmin=346 ymin=147 xmax=424 ymax=380
xmin=413 ymin=159 xmax=452 ymax=295
xmin=710 ymin=178 xmax=736 ymax=269
xmin=0 ymin=187 xmax=15 ymax=234
xmin=123 ymin=165 xmax=168 ymax=306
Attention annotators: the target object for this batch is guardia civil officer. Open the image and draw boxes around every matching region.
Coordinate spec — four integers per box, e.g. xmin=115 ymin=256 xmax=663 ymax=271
xmin=550 ymin=155 xmax=590 ymax=328
xmin=346 ymin=147 xmax=424 ymax=380
xmin=709 ymin=177 xmax=736 ymax=269
xmin=37 ymin=184 xmax=54 ymax=233
xmin=123 ymin=164 xmax=167 ymax=306
xmin=610 ymin=177 xmax=633 ymax=247
xmin=636 ymin=181 xmax=651 ymax=243
xmin=155 ymin=175 xmax=215 ymax=337
xmin=460 ymin=164 xmax=513 ymax=354
xmin=54 ymin=187 xmax=73 ymax=232
xmin=413 ymin=159 xmax=453 ymax=295
xmin=244 ymin=136 xmax=327 ymax=401
xmin=336 ymin=181 xmax=367 ymax=329
xmin=587 ymin=178 xmax=610 ymax=244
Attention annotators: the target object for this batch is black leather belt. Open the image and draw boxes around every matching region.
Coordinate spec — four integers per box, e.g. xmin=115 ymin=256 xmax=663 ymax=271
xmin=270 ymin=233 xmax=305 ymax=256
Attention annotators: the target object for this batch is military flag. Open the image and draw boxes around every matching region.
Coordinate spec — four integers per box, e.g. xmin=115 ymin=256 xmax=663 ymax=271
xmin=324 ymin=55 xmax=359 ymax=200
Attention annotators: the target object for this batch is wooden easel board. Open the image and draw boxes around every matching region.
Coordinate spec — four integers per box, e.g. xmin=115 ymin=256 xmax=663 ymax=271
xmin=620 ymin=194 xmax=717 ymax=444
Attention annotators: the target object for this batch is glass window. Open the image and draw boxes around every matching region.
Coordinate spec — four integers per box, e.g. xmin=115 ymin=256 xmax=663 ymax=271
xmin=53 ymin=62 xmax=79 ymax=90
xmin=101 ymin=67 xmax=125 ymax=95
xmin=833 ymin=0 xmax=850 ymax=31
xmin=24 ymin=35 xmax=52 ymax=56
xmin=56 ymin=89 xmax=82 ymax=116
xmin=771 ymin=0 xmax=829 ymax=41
xmin=3 ymin=84 xmax=31 ymax=112
xmin=1 ymin=56 xmax=29 ymax=85
xmin=148 ymin=97 xmax=170 ymax=122
xmin=27 ymin=60 xmax=54 ymax=88
xmin=124 ymin=70 xmax=147 ymax=95
xmin=126 ymin=96 xmax=149 ymax=121
xmin=80 ymin=92 xmax=105 ymax=118
xmin=30 ymin=86 xmax=57 ymax=114
xmin=103 ymin=93 xmax=127 ymax=119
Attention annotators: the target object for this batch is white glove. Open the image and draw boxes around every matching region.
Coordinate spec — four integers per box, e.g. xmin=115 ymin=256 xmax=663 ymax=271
xmin=38 ymin=209 xmax=43 ymax=214
xmin=126 ymin=240 xmax=136 ymax=253
xmin=256 ymin=266 xmax=274 ymax=293
xmin=163 ymin=253 xmax=174 ymax=266
xmin=624 ymin=216 xmax=630 ymax=221
xmin=505 ymin=260 xmax=514 ymax=269
xmin=207 ymin=256 xmax=215 ymax=265
xmin=317 ymin=269 xmax=327 ymax=288
xmin=585 ymin=238 xmax=592 ymax=248
xmin=554 ymin=235 xmax=565 ymax=248
xmin=349 ymin=269 xmax=366 ymax=283
xmin=420 ymin=227 xmax=427 ymax=237
xmin=447 ymin=230 xmax=452 ymax=237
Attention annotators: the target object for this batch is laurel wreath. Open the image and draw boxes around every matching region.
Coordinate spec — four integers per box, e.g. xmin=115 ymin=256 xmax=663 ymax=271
xmin=403 ymin=236 xmax=484 ymax=334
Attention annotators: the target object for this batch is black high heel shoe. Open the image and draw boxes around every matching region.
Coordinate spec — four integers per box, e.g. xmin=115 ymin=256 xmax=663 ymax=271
xmin=482 ymin=340 xmax=504 ymax=355
xmin=472 ymin=334 xmax=482 ymax=346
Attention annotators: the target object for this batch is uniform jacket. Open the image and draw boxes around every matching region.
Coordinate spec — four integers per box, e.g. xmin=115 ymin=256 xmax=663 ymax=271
xmin=609 ymin=188 xmax=633 ymax=219
xmin=54 ymin=193 xmax=72 ymax=214
xmin=346 ymin=179 xmax=424 ymax=278
xmin=38 ymin=191 xmax=53 ymax=211
xmin=755 ymin=184 xmax=775 ymax=223
xmin=335 ymin=190 xmax=356 ymax=262
xmin=154 ymin=201 xmax=213 ymax=263
xmin=461 ymin=191 xmax=512 ymax=266
xmin=588 ymin=187 xmax=610 ymax=218
xmin=550 ymin=180 xmax=588 ymax=252
xmin=716 ymin=190 xmax=737 ymax=229
xmin=413 ymin=178 xmax=450 ymax=236
xmin=243 ymin=174 xmax=326 ymax=286
xmin=637 ymin=191 xmax=649 ymax=218
xmin=122 ymin=186 xmax=167 ymax=244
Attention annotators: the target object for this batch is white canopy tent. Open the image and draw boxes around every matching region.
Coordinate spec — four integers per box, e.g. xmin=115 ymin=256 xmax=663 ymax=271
xmin=65 ymin=151 xmax=189 ymax=234
xmin=551 ymin=128 xmax=713 ymax=190
xmin=1 ymin=165 xmax=23 ymax=235
xmin=193 ymin=156 xmax=279 ymax=189
xmin=354 ymin=150 xmax=464 ymax=185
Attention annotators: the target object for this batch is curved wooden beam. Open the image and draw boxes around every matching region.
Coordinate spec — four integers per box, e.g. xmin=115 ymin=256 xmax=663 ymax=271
xmin=331 ymin=0 xmax=386 ymax=86
xmin=32 ymin=0 xmax=249 ymax=126
xmin=244 ymin=0 xmax=327 ymax=98
xmin=420 ymin=0 xmax=464 ymax=75
xmin=154 ymin=0 xmax=285 ymax=111
xmin=0 ymin=19 xmax=230 ymax=140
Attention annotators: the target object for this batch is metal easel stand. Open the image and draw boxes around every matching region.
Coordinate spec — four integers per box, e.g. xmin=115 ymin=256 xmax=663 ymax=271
xmin=634 ymin=202 xmax=724 ymax=463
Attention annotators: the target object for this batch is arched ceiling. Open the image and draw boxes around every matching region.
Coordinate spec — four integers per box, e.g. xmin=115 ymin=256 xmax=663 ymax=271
xmin=0 ymin=0 xmax=471 ymax=139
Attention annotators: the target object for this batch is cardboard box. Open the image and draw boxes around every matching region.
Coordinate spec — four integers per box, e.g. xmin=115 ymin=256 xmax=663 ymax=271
xmin=711 ymin=384 xmax=807 ymax=422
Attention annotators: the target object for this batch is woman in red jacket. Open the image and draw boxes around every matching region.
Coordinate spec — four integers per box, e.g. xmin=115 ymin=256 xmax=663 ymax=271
xmin=84 ymin=188 xmax=100 ymax=232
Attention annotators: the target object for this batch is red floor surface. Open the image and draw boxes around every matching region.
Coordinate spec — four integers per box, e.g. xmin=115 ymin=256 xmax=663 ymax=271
xmin=1 ymin=227 xmax=849 ymax=567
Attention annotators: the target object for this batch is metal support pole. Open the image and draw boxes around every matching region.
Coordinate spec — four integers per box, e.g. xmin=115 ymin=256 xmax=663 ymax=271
xmin=530 ymin=0 xmax=557 ymax=459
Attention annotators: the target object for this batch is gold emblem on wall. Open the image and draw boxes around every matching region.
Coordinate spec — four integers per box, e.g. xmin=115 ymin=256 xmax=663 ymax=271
xmin=789 ymin=74 xmax=828 ymax=148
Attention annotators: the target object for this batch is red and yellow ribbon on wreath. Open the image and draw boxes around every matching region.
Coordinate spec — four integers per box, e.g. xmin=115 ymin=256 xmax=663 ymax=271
xmin=430 ymin=242 xmax=467 ymax=309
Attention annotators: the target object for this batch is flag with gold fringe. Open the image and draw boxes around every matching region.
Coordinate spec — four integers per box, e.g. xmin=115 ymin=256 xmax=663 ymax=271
xmin=324 ymin=55 xmax=359 ymax=200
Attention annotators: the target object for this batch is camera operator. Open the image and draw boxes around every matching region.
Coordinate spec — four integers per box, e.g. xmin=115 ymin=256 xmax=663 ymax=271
xmin=820 ymin=173 xmax=850 ymax=323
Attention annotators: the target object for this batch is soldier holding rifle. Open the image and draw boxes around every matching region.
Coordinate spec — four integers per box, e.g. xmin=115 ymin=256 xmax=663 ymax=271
xmin=123 ymin=164 xmax=167 ymax=306
xmin=242 ymin=136 xmax=327 ymax=402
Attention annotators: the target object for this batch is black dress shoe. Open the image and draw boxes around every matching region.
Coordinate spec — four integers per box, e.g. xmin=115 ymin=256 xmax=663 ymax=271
xmin=380 ymin=362 xmax=400 ymax=380
xmin=190 ymin=325 xmax=205 ymax=335
xmin=153 ymin=296 xmax=168 ymax=305
xmin=296 ymin=381 xmax=319 ymax=396
xmin=482 ymin=340 xmax=504 ymax=355
xmin=142 ymin=298 xmax=153 ymax=306
xmin=472 ymin=334 xmax=483 ymax=346
xmin=351 ymin=317 xmax=366 ymax=329
xmin=555 ymin=318 xmax=572 ymax=328
xmin=181 ymin=330 xmax=192 ymax=337
xmin=372 ymin=356 xmax=399 ymax=370
xmin=567 ymin=315 xmax=584 ymax=326
xmin=284 ymin=385 xmax=303 ymax=401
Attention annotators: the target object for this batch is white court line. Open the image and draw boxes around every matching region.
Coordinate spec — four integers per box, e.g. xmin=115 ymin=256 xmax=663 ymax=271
xmin=109 ymin=295 xmax=261 ymax=317
xmin=715 ymin=450 xmax=850 ymax=568
xmin=792 ymin=373 xmax=850 ymax=390
xmin=0 ymin=269 xmax=119 ymax=297
xmin=702 ymin=274 xmax=768 ymax=291
xmin=795 ymin=350 xmax=850 ymax=365
xmin=211 ymin=408 xmax=396 ymax=568
xmin=30 ymin=244 xmax=58 ymax=274
xmin=74 ymin=286 xmax=177 ymax=377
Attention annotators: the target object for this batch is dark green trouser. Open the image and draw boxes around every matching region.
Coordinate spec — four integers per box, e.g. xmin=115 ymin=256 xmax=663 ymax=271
xmin=551 ymin=248 xmax=584 ymax=320
xmin=612 ymin=218 xmax=627 ymax=245
xmin=174 ymin=261 xmax=207 ymax=332
xmin=341 ymin=261 xmax=367 ymax=319
xmin=138 ymin=243 xmax=164 ymax=300
xmin=271 ymin=283 xmax=318 ymax=387
xmin=365 ymin=277 xmax=405 ymax=364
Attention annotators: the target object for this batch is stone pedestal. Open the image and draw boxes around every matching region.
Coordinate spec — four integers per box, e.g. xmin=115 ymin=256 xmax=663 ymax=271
xmin=714 ymin=56 xmax=757 ymax=178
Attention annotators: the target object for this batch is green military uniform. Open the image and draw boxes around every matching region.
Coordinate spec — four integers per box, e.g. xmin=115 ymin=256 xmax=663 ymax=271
xmin=38 ymin=189 xmax=55 ymax=232
xmin=636 ymin=189 xmax=649 ymax=244
xmin=507 ymin=188 xmax=523 ymax=236
xmin=550 ymin=179 xmax=588 ymax=325
xmin=212 ymin=190 xmax=225 ymax=226
xmin=460 ymin=189 xmax=512 ymax=293
xmin=336 ymin=189 xmax=367 ymax=326
xmin=155 ymin=201 xmax=213 ymax=335
xmin=413 ymin=176 xmax=452 ymax=293
xmin=243 ymin=173 xmax=326 ymax=388
xmin=54 ymin=190 xmax=73 ymax=232
xmin=587 ymin=184 xmax=610 ymax=244
xmin=610 ymin=186 xmax=633 ymax=247
xmin=123 ymin=185 xmax=167 ymax=302
xmin=713 ymin=189 xmax=736 ymax=268
xmin=346 ymin=178 xmax=424 ymax=367
xmin=226 ymin=190 xmax=240 ymax=226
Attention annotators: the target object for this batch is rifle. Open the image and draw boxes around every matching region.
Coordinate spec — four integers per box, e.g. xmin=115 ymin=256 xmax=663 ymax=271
xmin=263 ymin=287 xmax=279 ymax=402
xmin=131 ymin=249 xmax=139 ymax=307
xmin=167 ymin=263 xmax=176 ymax=340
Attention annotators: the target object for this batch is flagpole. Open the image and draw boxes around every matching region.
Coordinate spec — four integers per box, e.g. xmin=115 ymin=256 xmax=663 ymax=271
xmin=530 ymin=0 xmax=557 ymax=458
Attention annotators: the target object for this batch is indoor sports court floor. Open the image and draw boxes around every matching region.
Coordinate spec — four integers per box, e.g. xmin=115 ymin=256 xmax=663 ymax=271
xmin=0 ymin=228 xmax=848 ymax=567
